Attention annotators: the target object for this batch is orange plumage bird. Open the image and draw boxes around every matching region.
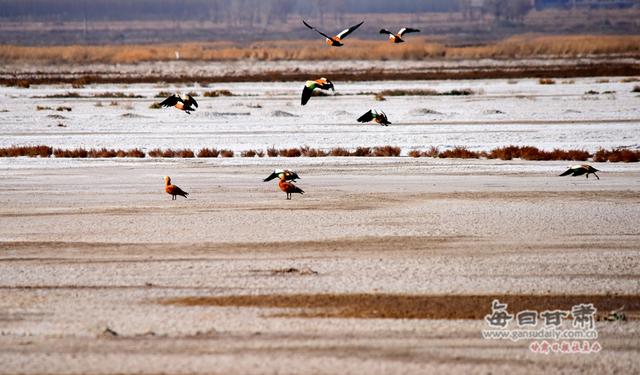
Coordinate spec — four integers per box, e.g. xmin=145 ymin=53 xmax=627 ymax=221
xmin=303 ymin=20 xmax=364 ymax=47
xmin=379 ymin=27 xmax=420 ymax=43
xmin=164 ymin=176 xmax=189 ymax=200
xmin=278 ymin=174 xmax=304 ymax=200
xmin=159 ymin=93 xmax=198 ymax=114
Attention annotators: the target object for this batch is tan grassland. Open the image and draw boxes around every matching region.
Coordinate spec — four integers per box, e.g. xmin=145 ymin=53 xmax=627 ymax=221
xmin=2 ymin=35 xmax=640 ymax=64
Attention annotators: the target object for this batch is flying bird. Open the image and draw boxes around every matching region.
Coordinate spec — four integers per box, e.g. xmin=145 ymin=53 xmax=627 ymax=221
xmin=303 ymin=20 xmax=364 ymax=47
xmin=357 ymin=109 xmax=391 ymax=126
xmin=164 ymin=176 xmax=189 ymax=200
xmin=279 ymin=174 xmax=304 ymax=200
xmin=379 ymin=27 xmax=420 ymax=43
xmin=559 ymin=165 xmax=600 ymax=180
xmin=159 ymin=93 xmax=198 ymax=114
xmin=264 ymin=169 xmax=301 ymax=182
xmin=302 ymin=78 xmax=334 ymax=105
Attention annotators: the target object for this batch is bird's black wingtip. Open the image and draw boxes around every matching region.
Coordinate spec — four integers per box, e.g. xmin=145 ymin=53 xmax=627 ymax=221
xmin=263 ymin=172 xmax=278 ymax=182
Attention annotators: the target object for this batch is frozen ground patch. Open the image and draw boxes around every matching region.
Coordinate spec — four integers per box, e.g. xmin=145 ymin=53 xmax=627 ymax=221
xmin=0 ymin=77 xmax=639 ymax=153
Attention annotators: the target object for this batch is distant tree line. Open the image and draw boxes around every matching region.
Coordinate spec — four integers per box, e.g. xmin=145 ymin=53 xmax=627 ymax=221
xmin=0 ymin=0 xmax=460 ymax=23
xmin=458 ymin=0 xmax=533 ymax=22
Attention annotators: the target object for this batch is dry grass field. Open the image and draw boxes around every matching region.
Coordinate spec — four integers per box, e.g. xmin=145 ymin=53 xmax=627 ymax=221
xmin=1 ymin=35 xmax=639 ymax=64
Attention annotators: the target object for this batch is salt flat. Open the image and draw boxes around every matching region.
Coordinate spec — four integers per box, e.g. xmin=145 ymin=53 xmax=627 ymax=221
xmin=1 ymin=74 xmax=639 ymax=373
xmin=1 ymin=77 xmax=639 ymax=153
xmin=0 ymin=159 xmax=639 ymax=374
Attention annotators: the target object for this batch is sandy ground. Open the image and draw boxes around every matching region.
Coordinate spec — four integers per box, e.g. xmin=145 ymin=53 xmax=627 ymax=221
xmin=0 ymin=158 xmax=639 ymax=374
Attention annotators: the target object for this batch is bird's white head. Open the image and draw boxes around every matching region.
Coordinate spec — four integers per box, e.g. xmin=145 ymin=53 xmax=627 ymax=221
xmin=164 ymin=176 xmax=171 ymax=184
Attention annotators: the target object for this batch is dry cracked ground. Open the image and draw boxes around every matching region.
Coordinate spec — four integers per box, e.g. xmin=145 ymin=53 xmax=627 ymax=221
xmin=0 ymin=158 xmax=639 ymax=374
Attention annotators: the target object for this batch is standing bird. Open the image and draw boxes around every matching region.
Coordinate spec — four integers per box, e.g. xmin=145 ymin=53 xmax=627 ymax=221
xmin=357 ymin=109 xmax=392 ymax=126
xmin=278 ymin=174 xmax=304 ymax=200
xmin=164 ymin=176 xmax=189 ymax=200
xmin=379 ymin=27 xmax=420 ymax=43
xmin=303 ymin=20 xmax=364 ymax=47
xmin=559 ymin=165 xmax=600 ymax=180
xmin=302 ymin=78 xmax=334 ymax=106
xmin=264 ymin=169 xmax=301 ymax=182
xmin=159 ymin=93 xmax=198 ymax=114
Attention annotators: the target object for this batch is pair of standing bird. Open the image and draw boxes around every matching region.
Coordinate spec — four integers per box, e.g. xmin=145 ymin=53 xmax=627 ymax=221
xmin=164 ymin=170 xmax=303 ymax=201
xmin=263 ymin=169 xmax=304 ymax=200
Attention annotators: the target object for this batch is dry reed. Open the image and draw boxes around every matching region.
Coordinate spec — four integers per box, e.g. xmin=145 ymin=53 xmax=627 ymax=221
xmin=278 ymin=148 xmax=302 ymax=157
xmin=300 ymin=146 xmax=328 ymax=157
xmin=329 ymin=147 xmax=351 ymax=157
xmin=0 ymin=145 xmax=52 ymax=157
xmin=352 ymin=147 xmax=373 ymax=157
xmin=439 ymin=147 xmax=481 ymax=159
xmin=219 ymin=149 xmax=234 ymax=158
xmin=594 ymin=148 xmax=640 ymax=163
xmin=53 ymin=148 xmax=88 ymax=158
xmin=3 ymin=35 xmax=640 ymax=64
xmin=197 ymin=148 xmax=220 ymax=157
xmin=373 ymin=146 xmax=401 ymax=157
xmin=5 ymin=144 xmax=639 ymax=162
xmin=241 ymin=149 xmax=259 ymax=157
xmin=266 ymin=147 xmax=278 ymax=157
xmin=147 ymin=148 xmax=194 ymax=158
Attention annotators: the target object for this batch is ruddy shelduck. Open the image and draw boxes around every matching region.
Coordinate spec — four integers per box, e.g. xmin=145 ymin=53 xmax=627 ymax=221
xmin=159 ymin=93 xmax=198 ymax=114
xmin=559 ymin=165 xmax=600 ymax=180
xmin=379 ymin=27 xmax=420 ymax=43
xmin=357 ymin=109 xmax=391 ymax=126
xmin=278 ymin=174 xmax=304 ymax=200
xmin=302 ymin=78 xmax=335 ymax=106
xmin=303 ymin=20 xmax=364 ymax=47
xmin=164 ymin=176 xmax=189 ymax=200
